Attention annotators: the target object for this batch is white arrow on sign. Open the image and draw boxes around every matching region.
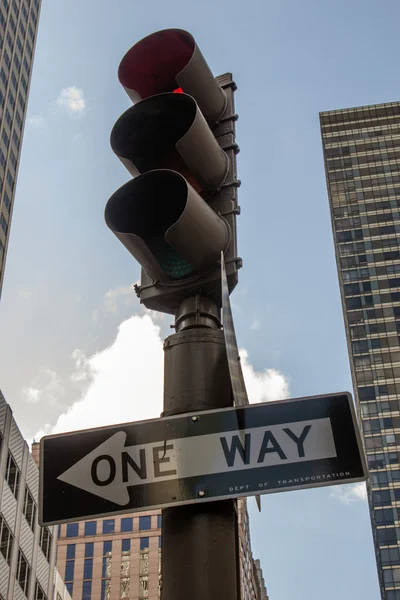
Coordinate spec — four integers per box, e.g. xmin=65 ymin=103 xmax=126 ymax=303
xmin=57 ymin=418 xmax=337 ymax=506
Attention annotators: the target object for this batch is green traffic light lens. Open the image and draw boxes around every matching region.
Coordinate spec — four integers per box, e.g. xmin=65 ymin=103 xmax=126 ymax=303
xmin=150 ymin=239 xmax=196 ymax=280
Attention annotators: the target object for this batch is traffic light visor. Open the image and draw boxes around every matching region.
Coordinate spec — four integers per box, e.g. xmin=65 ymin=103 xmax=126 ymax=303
xmin=118 ymin=29 xmax=226 ymax=124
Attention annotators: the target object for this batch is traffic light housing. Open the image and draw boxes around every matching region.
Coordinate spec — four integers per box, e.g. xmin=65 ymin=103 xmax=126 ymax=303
xmin=105 ymin=29 xmax=240 ymax=315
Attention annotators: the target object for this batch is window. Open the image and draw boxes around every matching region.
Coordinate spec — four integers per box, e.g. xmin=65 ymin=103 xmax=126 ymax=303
xmin=377 ymin=527 xmax=397 ymax=545
xmin=101 ymin=579 xmax=111 ymax=600
xmin=17 ymin=549 xmax=30 ymax=594
xmin=84 ymin=521 xmax=96 ymax=536
xmin=23 ymin=487 xmax=36 ymax=530
xmin=66 ymin=544 xmax=75 ymax=559
xmin=0 ymin=514 xmax=13 ymax=565
xmin=65 ymin=560 xmax=74 ymax=581
xmin=66 ymin=583 xmax=73 ymax=596
xmin=140 ymin=537 xmax=149 ymax=551
xmin=121 ymin=539 xmax=130 ymax=552
xmin=121 ymin=517 xmax=132 ymax=532
xmin=66 ymin=522 xmax=79 ymax=537
xmin=1 ymin=213 xmax=8 ymax=234
xmin=139 ymin=516 xmax=151 ymax=531
xmin=6 ymin=170 xmax=13 ymax=189
xmin=35 ymin=581 xmax=47 ymax=600
xmin=103 ymin=540 xmax=112 ymax=554
xmin=83 ymin=558 xmax=93 ymax=580
xmin=102 ymin=519 xmax=114 ymax=534
xmin=40 ymin=526 xmax=52 ymax=560
xmin=6 ymin=452 xmax=20 ymax=497
xmin=82 ymin=581 xmax=92 ymax=600
xmin=85 ymin=542 xmax=94 ymax=557
xmin=157 ymin=514 xmax=162 ymax=528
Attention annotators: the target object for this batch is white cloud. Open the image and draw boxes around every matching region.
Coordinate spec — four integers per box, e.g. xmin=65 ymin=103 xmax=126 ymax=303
xmin=37 ymin=314 xmax=164 ymax=437
xmin=330 ymin=482 xmax=367 ymax=504
xmin=27 ymin=114 xmax=46 ymax=127
xmin=240 ymin=349 xmax=289 ymax=403
xmin=34 ymin=314 xmax=290 ymax=440
xmin=56 ymin=86 xmax=86 ymax=116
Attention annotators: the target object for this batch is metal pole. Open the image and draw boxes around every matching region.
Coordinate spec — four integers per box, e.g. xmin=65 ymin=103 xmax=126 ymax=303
xmin=161 ymin=296 xmax=240 ymax=600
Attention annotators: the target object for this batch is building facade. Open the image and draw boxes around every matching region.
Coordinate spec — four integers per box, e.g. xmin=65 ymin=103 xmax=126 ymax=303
xmin=0 ymin=390 xmax=71 ymax=600
xmin=28 ymin=449 xmax=269 ymax=600
xmin=0 ymin=0 xmax=41 ymax=294
xmin=320 ymin=101 xmax=400 ymax=600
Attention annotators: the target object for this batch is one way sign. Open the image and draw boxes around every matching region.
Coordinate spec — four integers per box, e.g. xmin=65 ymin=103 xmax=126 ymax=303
xmin=39 ymin=392 xmax=367 ymax=525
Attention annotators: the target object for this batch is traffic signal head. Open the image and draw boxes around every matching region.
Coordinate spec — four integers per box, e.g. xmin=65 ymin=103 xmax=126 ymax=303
xmin=106 ymin=29 xmax=240 ymax=315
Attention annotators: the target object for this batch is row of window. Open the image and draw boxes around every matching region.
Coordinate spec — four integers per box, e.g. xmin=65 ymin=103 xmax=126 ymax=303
xmin=65 ymin=515 xmax=161 ymax=538
xmin=353 ymin=337 xmax=400 ymax=355
xmin=327 ymin=148 xmax=400 ymax=171
xmin=344 ymin=264 xmax=400 ymax=282
xmin=351 ymin=321 xmax=400 ymax=340
xmin=373 ymin=488 xmax=400 ymax=506
xmin=331 ymin=190 xmax=400 ymax=219
xmin=331 ymin=175 xmax=400 ymax=196
xmin=368 ymin=452 xmax=399 ymax=470
xmin=361 ymin=400 xmax=400 ymax=418
xmin=323 ymin=122 xmax=400 ymax=148
xmin=341 ymin=249 xmax=400 ymax=269
xmin=346 ymin=278 xmax=400 ymax=297
xmin=323 ymin=113 xmax=400 ymax=136
xmin=363 ymin=416 xmax=400 ymax=434
xmin=337 ymin=225 xmax=400 ymax=244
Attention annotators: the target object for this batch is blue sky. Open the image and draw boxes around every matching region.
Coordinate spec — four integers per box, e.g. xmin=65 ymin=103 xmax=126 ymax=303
xmin=1 ymin=0 xmax=400 ymax=597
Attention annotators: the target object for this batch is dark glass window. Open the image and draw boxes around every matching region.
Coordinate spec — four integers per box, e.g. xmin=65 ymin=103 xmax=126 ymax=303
xmin=84 ymin=521 xmax=96 ymax=536
xmin=121 ymin=517 xmax=133 ymax=532
xmin=140 ymin=536 xmax=149 ymax=550
xmin=102 ymin=519 xmax=114 ymax=534
xmin=121 ymin=539 xmax=130 ymax=552
xmin=139 ymin=516 xmax=151 ymax=531
xmin=157 ymin=515 xmax=162 ymax=528
xmin=373 ymin=490 xmax=391 ymax=505
xmin=103 ymin=540 xmax=112 ymax=554
xmin=35 ymin=581 xmax=47 ymax=600
xmin=85 ymin=542 xmax=94 ymax=557
xmin=6 ymin=452 xmax=20 ymax=497
xmin=0 ymin=515 xmax=13 ymax=565
xmin=17 ymin=549 xmax=30 ymax=594
xmin=358 ymin=387 xmax=376 ymax=401
xmin=66 ymin=544 xmax=75 ymax=559
xmin=66 ymin=583 xmax=73 ymax=596
xmin=377 ymin=527 xmax=397 ymax=545
xmin=82 ymin=581 xmax=92 ymax=600
xmin=346 ymin=297 xmax=362 ymax=309
xmin=40 ymin=527 xmax=52 ymax=560
xmin=83 ymin=558 xmax=93 ymax=580
xmin=65 ymin=560 xmax=74 ymax=581
xmin=23 ymin=487 xmax=36 ymax=530
xmin=66 ymin=523 xmax=79 ymax=538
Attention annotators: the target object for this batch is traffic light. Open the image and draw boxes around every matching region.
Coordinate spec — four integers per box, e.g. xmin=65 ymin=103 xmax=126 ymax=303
xmin=105 ymin=29 xmax=240 ymax=315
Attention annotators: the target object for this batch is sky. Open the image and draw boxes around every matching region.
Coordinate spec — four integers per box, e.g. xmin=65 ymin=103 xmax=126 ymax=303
xmin=1 ymin=0 xmax=400 ymax=598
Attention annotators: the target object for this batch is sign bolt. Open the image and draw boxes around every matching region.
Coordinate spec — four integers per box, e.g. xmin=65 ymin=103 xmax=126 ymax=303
xmin=191 ymin=416 xmax=199 ymax=422
xmin=198 ymin=490 xmax=205 ymax=497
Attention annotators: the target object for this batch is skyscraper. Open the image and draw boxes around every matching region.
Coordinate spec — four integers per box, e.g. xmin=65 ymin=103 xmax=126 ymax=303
xmin=0 ymin=0 xmax=41 ymax=294
xmin=320 ymin=101 xmax=400 ymax=600
xmin=0 ymin=391 xmax=71 ymax=600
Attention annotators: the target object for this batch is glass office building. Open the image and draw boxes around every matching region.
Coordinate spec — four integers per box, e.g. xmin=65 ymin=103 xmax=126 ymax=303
xmin=320 ymin=101 xmax=400 ymax=600
xmin=0 ymin=0 xmax=41 ymax=295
